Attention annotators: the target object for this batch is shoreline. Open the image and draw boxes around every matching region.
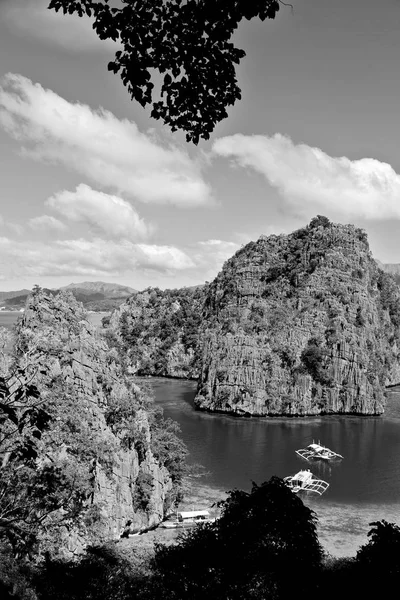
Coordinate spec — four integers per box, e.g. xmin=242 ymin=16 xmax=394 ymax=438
xmin=122 ymin=479 xmax=400 ymax=559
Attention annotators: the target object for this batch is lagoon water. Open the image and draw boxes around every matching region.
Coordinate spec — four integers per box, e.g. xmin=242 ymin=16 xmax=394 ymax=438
xmin=0 ymin=310 xmax=108 ymax=331
xmin=150 ymin=377 xmax=400 ymax=556
xmin=150 ymin=377 xmax=400 ymax=505
xmin=0 ymin=311 xmax=22 ymax=330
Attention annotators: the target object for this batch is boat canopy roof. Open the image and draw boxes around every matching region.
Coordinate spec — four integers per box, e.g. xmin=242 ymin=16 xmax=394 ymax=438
xmin=178 ymin=510 xmax=210 ymax=519
xmin=292 ymin=470 xmax=313 ymax=481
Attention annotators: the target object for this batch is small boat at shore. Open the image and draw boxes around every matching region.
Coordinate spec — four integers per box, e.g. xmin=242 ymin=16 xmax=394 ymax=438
xmin=160 ymin=510 xmax=215 ymax=529
xmin=296 ymin=442 xmax=343 ymax=462
xmin=284 ymin=469 xmax=329 ymax=495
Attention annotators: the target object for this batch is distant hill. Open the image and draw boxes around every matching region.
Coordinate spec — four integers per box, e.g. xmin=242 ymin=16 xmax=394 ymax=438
xmin=0 ymin=289 xmax=31 ymax=303
xmin=60 ymin=281 xmax=136 ymax=298
xmin=1 ymin=289 xmax=57 ymax=310
xmin=0 ymin=282 xmax=136 ymax=311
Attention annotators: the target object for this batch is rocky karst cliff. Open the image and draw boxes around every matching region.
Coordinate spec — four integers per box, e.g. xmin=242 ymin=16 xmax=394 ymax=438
xmin=110 ymin=217 xmax=400 ymax=417
xmin=11 ymin=289 xmax=181 ymax=556
xmin=195 ymin=216 xmax=400 ymax=416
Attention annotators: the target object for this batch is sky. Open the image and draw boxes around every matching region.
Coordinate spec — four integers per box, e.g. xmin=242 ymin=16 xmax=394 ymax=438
xmin=1 ymin=0 xmax=400 ymax=291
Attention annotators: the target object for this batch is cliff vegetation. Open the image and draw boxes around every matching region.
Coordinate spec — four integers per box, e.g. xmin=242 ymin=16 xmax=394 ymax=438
xmin=0 ymin=288 xmax=186 ymax=562
xmin=109 ymin=286 xmax=205 ymax=378
xmin=110 ymin=216 xmax=400 ymax=417
xmin=196 ymin=216 xmax=400 ymax=415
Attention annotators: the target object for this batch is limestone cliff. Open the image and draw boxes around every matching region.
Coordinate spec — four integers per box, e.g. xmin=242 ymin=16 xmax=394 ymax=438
xmin=110 ymin=286 xmax=204 ymax=378
xmin=12 ymin=290 xmax=178 ymax=556
xmin=195 ymin=216 xmax=400 ymax=416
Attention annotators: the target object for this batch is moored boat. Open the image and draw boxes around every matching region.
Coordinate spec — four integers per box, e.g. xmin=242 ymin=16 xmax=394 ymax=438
xmin=284 ymin=469 xmax=329 ymax=495
xmin=296 ymin=442 xmax=343 ymax=462
xmin=160 ymin=510 xmax=215 ymax=529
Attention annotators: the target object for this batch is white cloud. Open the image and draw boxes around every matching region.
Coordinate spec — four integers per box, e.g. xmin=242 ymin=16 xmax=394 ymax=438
xmin=0 ymin=74 xmax=212 ymax=207
xmin=213 ymin=133 xmax=400 ymax=220
xmin=0 ymin=221 xmax=24 ymax=235
xmin=0 ymin=228 xmax=244 ymax=287
xmin=0 ymin=236 xmax=194 ymax=279
xmin=0 ymin=0 xmax=118 ymax=53
xmin=47 ymin=184 xmax=151 ymax=240
xmin=197 ymin=239 xmax=240 ymax=254
xmin=233 ymin=226 xmax=292 ymax=246
xmin=29 ymin=214 xmax=67 ymax=232
xmin=134 ymin=244 xmax=194 ymax=271
xmin=193 ymin=239 xmax=240 ymax=279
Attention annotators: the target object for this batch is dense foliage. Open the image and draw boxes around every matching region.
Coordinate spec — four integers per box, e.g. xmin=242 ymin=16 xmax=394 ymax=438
xmin=3 ymin=476 xmax=400 ymax=600
xmin=195 ymin=216 xmax=400 ymax=415
xmin=48 ymin=0 xmax=282 ymax=143
xmin=116 ymin=286 xmax=205 ymax=377
xmin=0 ymin=288 xmax=187 ymax=565
xmin=150 ymin=477 xmax=322 ymax=600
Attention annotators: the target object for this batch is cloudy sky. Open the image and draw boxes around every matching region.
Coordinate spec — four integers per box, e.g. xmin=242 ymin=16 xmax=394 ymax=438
xmin=1 ymin=0 xmax=400 ymax=291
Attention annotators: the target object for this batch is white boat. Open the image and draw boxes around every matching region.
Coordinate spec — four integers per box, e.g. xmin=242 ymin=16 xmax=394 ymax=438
xmin=284 ymin=469 xmax=329 ymax=495
xmin=160 ymin=510 xmax=215 ymax=529
xmin=295 ymin=442 xmax=343 ymax=462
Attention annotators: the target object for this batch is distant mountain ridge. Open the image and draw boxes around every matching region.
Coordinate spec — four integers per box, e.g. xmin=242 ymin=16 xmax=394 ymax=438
xmin=0 ymin=281 xmax=136 ymax=311
xmin=0 ymin=289 xmax=31 ymax=302
xmin=60 ymin=281 xmax=136 ymax=297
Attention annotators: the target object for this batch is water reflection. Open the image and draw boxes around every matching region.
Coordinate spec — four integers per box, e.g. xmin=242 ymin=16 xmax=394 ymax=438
xmin=149 ymin=377 xmax=400 ymax=505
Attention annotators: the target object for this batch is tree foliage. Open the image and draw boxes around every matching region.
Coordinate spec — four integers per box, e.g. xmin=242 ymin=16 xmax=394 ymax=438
xmin=0 ymin=287 xmax=189 ymax=560
xmin=48 ymin=0 xmax=282 ymax=143
xmin=150 ymin=477 xmax=322 ymax=599
xmin=357 ymin=520 xmax=400 ymax=576
xmin=118 ymin=286 xmax=205 ymax=377
xmin=300 ymin=338 xmax=331 ymax=386
xmin=0 ymin=364 xmax=97 ymax=557
xmin=32 ymin=544 xmax=144 ymax=600
xmin=149 ymin=406 xmax=187 ymax=488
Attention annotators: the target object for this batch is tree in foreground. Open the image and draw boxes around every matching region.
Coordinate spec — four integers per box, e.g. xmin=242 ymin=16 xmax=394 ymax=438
xmin=149 ymin=477 xmax=322 ymax=599
xmin=48 ymin=0 xmax=285 ymax=143
xmin=353 ymin=520 xmax=400 ymax=594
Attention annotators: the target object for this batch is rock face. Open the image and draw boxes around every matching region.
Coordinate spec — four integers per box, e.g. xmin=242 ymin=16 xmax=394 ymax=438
xmin=14 ymin=290 xmax=174 ymax=555
xmin=110 ymin=286 xmax=204 ymax=378
xmin=195 ymin=217 xmax=400 ymax=416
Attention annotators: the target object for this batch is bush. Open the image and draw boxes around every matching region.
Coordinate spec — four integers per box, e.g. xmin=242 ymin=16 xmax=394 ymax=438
xmin=309 ymin=215 xmax=330 ymax=229
xmin=355 ymin=307 xmax=366 ymax=327
xmin=133 ymin=471 xmax=154 ymax=512
xmin=301 ymin=340 xmax=332 ymax=385
xmin=32 ymin=544 xmax=145 ymax=600
xmin=149 ymin=477 xmax=322 ymax=600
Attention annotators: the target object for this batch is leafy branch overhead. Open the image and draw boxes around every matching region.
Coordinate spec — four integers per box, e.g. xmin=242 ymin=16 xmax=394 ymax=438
xmin=48 ymin=0 xmax=281 ymax=143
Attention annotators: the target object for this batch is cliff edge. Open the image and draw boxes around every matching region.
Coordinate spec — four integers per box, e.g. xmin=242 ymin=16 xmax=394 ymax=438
xmin=195 ymin=216 xmax=400 ymax=416
xmin=12 ymin=289 xmax=181 ymax=556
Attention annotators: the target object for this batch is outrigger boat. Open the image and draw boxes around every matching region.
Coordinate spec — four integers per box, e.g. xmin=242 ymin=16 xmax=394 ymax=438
xmin=295 ymin=442 xmax=343 ymax=462
xmin=160 ymin=510 xmax=215 ymax=529
xmin=284 ymin=469 xmax=329 ymax=495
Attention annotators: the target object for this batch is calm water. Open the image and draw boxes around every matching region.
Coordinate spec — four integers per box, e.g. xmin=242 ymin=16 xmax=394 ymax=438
xmin=0 ymin=311 xmax=22 ymax=330
xmin=149 ymin=377 xmax=400 ymax=506
xmin=0 ymin=311 xmax=108 ymax=331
